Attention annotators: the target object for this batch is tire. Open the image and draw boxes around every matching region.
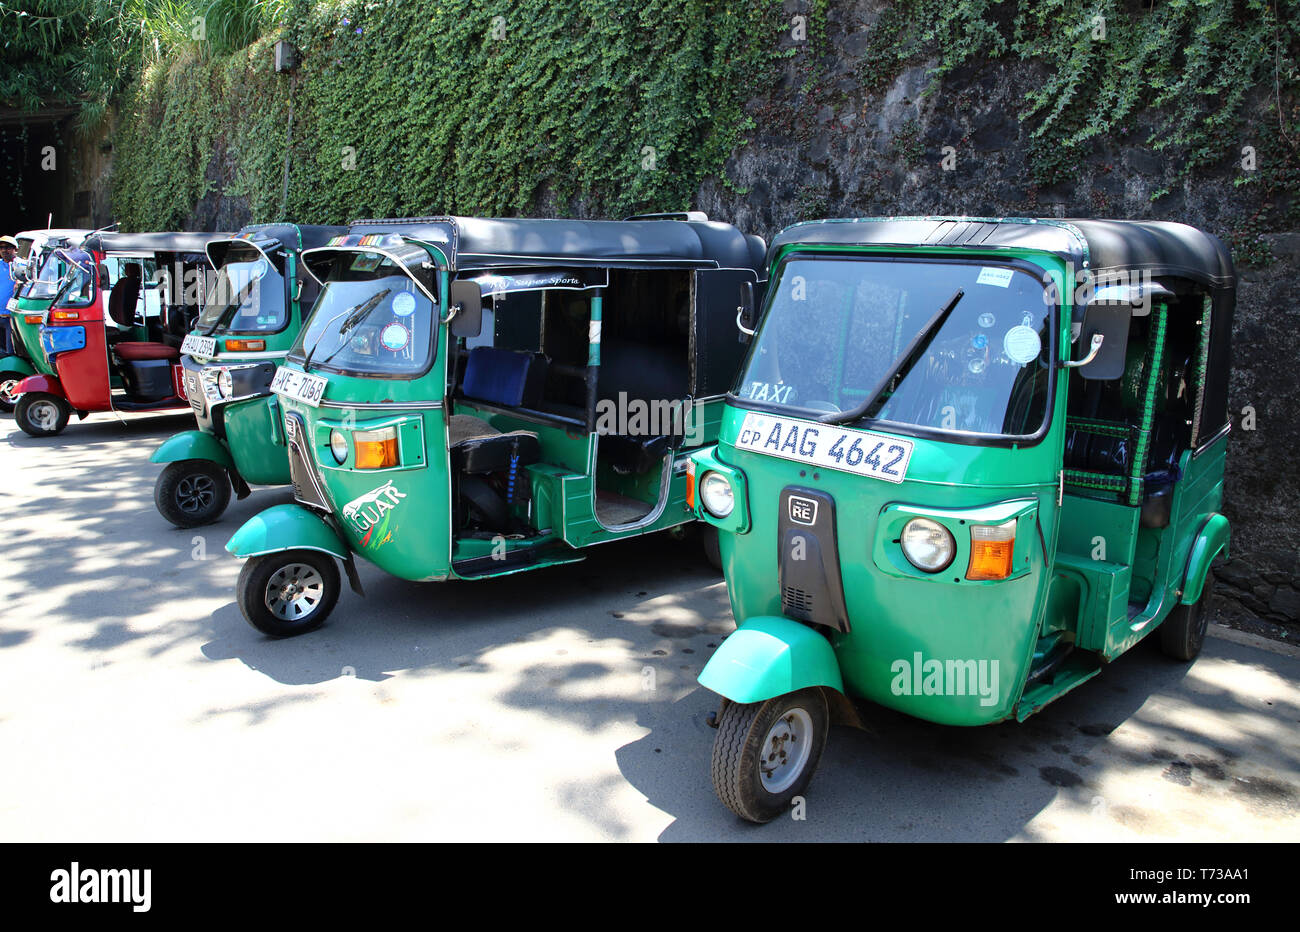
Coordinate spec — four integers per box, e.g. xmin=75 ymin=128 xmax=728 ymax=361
xmin=711 ymin=687 xmax=829 ymax=823
xmin=15 ymin=392 xmax=70 ymax=437
xmin=154 ymin=459 xmax=232 ymax=528
xmin=0 ymin=370 xmax=24 ymax=415
xmin=1159 ymin=576 xmax=1214 ymax=661
xmin=701 ymin=523 xmax=723 ymax=572
xmin=237 ymin=549 xmax=340 ymax=638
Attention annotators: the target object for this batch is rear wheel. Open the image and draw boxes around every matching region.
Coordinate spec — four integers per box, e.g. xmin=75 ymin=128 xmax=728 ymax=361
xmin=1159 ymin=577 xmax=1214 ymax=661
xmin=237 ymin=549 xmax=340 ymax=638
xmin=154 ymin=459 xmax=232 ymax=528
xmin=711 ymin=687 xmax=829 ymax=823
xmin=0 ymin=370 xmax=24 ymax=414
xmin=15 ymin=393 xmax=70 ymax=437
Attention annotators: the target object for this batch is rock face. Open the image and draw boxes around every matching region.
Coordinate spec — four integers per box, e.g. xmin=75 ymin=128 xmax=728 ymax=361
xmin=693 ymin=2 xmax=1298 ymax=625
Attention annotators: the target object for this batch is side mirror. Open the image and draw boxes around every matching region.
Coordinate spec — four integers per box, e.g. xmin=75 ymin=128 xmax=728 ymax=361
xmin=736 ymin=280 xmax=756 ymax=342
xmin=1064 ymin=302 xmax=1130 ymax=379
xmin=448 ymin=279 xmax=483 ymax=338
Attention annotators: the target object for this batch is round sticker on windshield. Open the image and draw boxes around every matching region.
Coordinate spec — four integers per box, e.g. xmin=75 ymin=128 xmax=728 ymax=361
xmin=1003 ymin=325 xmax=1041 ymax=364
xmin=978 ymin=312 xmax=996 ymax=329
xmin=380 ymin=322 xmax=410 ymax=351
xmin=392 ymin=293 xmax=417 ymax=317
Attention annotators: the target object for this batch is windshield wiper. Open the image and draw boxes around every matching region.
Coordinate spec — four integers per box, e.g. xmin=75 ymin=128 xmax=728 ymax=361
xmin=821 ymin=288 xmax=965 ymax=425
xmin=304 ymin=289 xmax=392 ymax=370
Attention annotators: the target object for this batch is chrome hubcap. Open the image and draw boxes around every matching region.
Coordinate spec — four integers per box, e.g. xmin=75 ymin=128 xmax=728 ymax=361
xmin=176 ymin=474 xmax=216 ymax=513
xmin=0 ymin=379 xmax=18 ymax=404
xmin=264 ymin=563 xmax=326 ymax=622
xmin=28 ymin=400 xmax=59 ymax=431
xmin=759 ymin=707 xmax=814 ymax=794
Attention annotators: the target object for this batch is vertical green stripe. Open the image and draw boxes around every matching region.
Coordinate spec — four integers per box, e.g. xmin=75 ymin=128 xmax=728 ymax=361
xmin=1128 ymin=302 xmax=1168 ymax=506
xmin=588 ymin=294 xmax=602 ymax=366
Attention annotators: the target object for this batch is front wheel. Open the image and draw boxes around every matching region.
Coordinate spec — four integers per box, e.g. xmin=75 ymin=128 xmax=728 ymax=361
xmin=15 ymin=392 xmax=70 ymax=437
xmin=0 ymin=370 xmax=25 ymax=414
xmin=1159 ymin=577 xmax=1214 ymax=661
xmin=700 ymin=524 xmax=722 ymax=573
xmin=237 ymin=549 xmax=341 ymax=638
xmin=711 ymin=687 xmax=829 ymax=823
xmin=154 ymin=459 xmax=232 ymax=528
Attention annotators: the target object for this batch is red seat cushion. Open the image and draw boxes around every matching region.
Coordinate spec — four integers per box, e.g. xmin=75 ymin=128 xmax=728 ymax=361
xmin=115 ymin=341 xmax=180 ymax=362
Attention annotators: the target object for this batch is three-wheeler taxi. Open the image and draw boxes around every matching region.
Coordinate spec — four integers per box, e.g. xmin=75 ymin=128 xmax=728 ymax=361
xmin=149 ymin=223 xmax=347 ymax=527
xmin=11 ymin=231 xmax=227 ymax=437
xmin=1 ymin=230 xmax=93 ymax=411
xmin=688 ymin=217 xmax=1235 ymax=821
xmin=226 ymin=214 xmax=767 ymax=636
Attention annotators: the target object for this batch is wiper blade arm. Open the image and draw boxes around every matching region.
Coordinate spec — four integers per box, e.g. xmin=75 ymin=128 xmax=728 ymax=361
xmin=305 ymin=289 xmax=392 ymax=369
xmin=821 ymin=288 xmax=965 ymax=425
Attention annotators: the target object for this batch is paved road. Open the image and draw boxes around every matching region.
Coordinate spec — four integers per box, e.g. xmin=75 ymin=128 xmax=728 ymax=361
xmin=1 ymin=410 xmax=1296 ymax=841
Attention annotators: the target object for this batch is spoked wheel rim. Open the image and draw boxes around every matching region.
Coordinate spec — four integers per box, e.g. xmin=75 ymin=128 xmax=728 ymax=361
xmin=759 ymin=707 xmax=814 ymax=794
xmin=175 ymin=473 xmax=217 ymax=514
xmin=27 ymin=400 xmax=61 ymax=432
xmin=0 ymin=379 xmax=19 ymax=405
xmin=264 ymin=563 xmax=327 ymax=622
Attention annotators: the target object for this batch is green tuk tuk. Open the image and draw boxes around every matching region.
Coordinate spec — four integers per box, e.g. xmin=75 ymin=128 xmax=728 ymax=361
xmin=688 ymin=217 xmax=1235 ymax=822
xmin=150 ymin=223 xmax=347 ymax=527
xmin=225 ymin=214 xmax=767 ymax=636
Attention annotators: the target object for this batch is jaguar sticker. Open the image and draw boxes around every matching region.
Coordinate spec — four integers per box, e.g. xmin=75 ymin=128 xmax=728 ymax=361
xmin=342 ymin=480 xmax=407 ymax=545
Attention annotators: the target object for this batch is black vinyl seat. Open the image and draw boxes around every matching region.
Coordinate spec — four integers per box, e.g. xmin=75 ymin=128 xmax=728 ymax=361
xmin=451 ymin=348 xmax=544 ymax=474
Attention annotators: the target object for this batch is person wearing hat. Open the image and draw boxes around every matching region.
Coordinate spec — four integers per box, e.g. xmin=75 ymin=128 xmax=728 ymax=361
xmin=0 ymin=236 xmax=18 ymax=357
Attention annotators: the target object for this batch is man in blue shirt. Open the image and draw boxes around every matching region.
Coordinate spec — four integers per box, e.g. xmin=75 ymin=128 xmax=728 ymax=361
xmin=0 ymin=236 xmax=18 ymax=356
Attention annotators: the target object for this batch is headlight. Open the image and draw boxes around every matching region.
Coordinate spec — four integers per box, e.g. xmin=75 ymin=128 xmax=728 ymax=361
xmin=329 ymin=429 xmax=348 ymax=464
xmin=216 ymin=368 xmax=233 ymax=399
xmin=698 ymin=471 xmax=734 ymax=518
xmin=900 ymin=517 xmax=955 ymax=572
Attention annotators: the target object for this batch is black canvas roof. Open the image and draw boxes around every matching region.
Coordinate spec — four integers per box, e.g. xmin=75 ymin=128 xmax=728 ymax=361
xmin=767 ymin=217 xmax=1234 ymax=289
xmin=344 ymin=216 xmax=766 ymax=271
xmin=82 ymin=231 xmax=231 ymax=255
xmin=208 ymin=223 xmax=349 ymax=267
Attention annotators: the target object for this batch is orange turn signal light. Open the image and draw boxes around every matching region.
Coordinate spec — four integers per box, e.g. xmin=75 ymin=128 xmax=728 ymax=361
xmin=966 ymin=520 xmax=1016 ymax=580
xmin=24 ymin=314 xmax=43 ymax=325
xmin=50 ymin=310 xmax=80 ymax=321
xmin=685 ymin=460 xmax=697 ymax=510
xmin=225 ymin=339 xmax=266 ymax=352
xmin=354 ymin=428 xmax=399 ymax=469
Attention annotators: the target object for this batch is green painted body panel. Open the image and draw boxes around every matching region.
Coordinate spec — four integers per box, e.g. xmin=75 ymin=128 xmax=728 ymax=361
xmin=1182 ymin=512 xmax=1230 ymax=604
xmin=12 ymin=297 xmax=55 ymax=374
xmin=222 ymin=395 xmax=291 ymax=485
xmin=698 ymin=616 xmax=844 ymax=703
xmin=226 ymin=503 xmax=349 ymax=559
xmin=150 ymin=430 xmax=235 ymax=469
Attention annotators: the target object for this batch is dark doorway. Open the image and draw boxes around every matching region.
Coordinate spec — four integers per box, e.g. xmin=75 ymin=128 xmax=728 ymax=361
xmin=0 ymin=111 xmax=74 ymax=235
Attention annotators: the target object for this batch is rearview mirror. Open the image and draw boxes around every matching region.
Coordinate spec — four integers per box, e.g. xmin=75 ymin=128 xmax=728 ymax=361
xmin=737 ymin=280 xmax=756 ymax=342
xmin=449 ymin=279 xmax=483 ymax=338
xmin=1066 ymin=302 xmax=1130 ymax=380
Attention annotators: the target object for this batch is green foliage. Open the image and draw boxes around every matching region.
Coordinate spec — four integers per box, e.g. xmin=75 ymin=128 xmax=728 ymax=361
xmin=863 ymin=0 xmax=1300 ymax=191
xmin=110 ymin=0 xmax=784 ymax=228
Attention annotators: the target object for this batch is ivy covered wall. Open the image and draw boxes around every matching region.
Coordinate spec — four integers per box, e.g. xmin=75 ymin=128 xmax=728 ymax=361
xmin=111 ymin=0 xmax=782 ymax=229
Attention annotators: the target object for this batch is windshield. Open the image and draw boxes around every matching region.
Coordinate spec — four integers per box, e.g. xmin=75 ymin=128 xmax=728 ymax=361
xmin=26 ymin=246 xmax=89 ymax=301
xmin=198 ymin=246 xmax=286 ymax=334
xmin=735 ymin=256 xmax=1054 ymax=439
xmin=291 ymin=253 xmax=438 ymax=378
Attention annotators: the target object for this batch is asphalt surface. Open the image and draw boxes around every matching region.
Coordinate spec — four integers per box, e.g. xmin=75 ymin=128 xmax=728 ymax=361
xmin=1 ymin=409 xmax=1297 ymax=841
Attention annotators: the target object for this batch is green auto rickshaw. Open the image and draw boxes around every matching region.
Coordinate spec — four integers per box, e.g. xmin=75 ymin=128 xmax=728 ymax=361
xmin=225 ymin=214 xmax=767 ymax=636
xmin=688 ymin=217 xmax=1235 ymax=822
xmin=150 ymin=224 xmax=347 ymax=527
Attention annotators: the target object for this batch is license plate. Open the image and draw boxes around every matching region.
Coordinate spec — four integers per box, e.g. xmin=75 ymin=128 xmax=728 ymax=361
xmin=735 ymin=412 xmax=914 ymax=484
xmin=271 ymin=367 xmax=328 ymax=407
xmin=181 ymin=334 xmax=217 ymax=357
